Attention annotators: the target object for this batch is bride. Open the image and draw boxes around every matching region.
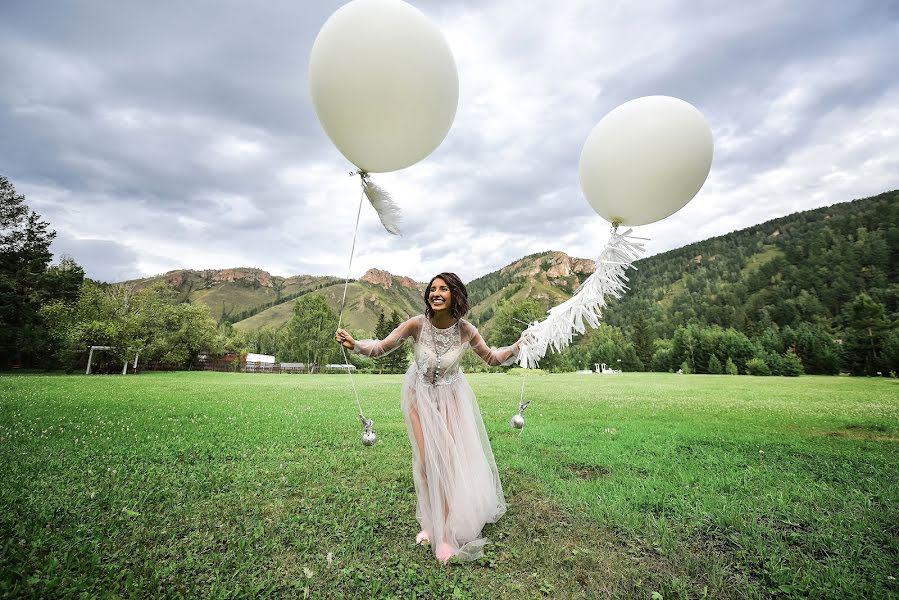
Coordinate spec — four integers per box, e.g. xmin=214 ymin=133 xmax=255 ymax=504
xmin=336 ymin=272 xmax=521 ymax=563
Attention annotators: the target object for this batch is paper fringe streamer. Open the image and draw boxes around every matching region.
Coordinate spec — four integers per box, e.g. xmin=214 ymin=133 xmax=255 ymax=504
xmin=517 ymin=228 xmax=647 ymax=368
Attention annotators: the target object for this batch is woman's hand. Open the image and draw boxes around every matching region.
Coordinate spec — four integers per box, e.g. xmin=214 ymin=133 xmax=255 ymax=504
xmin=516 ymin=330 xmax=536 ymax=349
xmin=335 ymin=328 xmax=356 ymax=350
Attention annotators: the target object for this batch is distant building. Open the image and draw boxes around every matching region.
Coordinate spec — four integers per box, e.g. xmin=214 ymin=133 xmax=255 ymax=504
xmin=244 ymin=352 xmax=276 ymax=373
xmin=246 ymin=353 xmax=275 ymax=364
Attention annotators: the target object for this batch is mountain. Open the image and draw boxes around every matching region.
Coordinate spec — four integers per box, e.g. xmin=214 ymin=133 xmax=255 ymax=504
xmin=126 ymin=268 xmax=343 ymax=323
xmin=462 ymin=190 xmax=897 ymax=345
xmin=126 ymin=190 xmax=898 ymax=345
xmin=233 ymin=268 xmax=424 ymax=333
xmin=602 ymin=189 xmax=898 ymax=338
xmin=466 ymin=251 xmax=596 ymax=330
xmin=126 ymin=266 xmax=426 ymax=334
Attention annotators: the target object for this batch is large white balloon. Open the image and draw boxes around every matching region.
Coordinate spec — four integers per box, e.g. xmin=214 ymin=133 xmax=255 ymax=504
xmin=579 ymin=96 xmax=713 ymax=226
xmin=309 ymin=0 xmax=458 ymax=174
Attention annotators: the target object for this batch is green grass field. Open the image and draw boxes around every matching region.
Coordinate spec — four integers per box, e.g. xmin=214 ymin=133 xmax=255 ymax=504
xmin=1 ymin=372 xmax=896 ymax=599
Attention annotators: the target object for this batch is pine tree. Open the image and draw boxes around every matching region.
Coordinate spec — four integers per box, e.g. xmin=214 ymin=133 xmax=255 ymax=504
xmin=379 ymin=311 xmax=408 ymax=373
xmin=375 ymin=310 xmax=387 ymax=339
xmin=0 ymin=176 xmax=61 ymax=368
xmin=842 ymin=293 xmax=892 ymax=375
xmin=631 ymin=315 xmax=655 ymax=372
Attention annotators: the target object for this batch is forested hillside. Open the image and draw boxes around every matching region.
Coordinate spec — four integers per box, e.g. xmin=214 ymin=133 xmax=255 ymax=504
xmin=604 ymin=190 xmax=898 ymax=338
xmin=475 ymin=190 xmax=898 ymax=376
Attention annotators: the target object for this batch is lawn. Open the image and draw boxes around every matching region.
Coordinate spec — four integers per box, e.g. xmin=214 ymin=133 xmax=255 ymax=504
xmin=1 ymin=372 xmax=896 ymax=599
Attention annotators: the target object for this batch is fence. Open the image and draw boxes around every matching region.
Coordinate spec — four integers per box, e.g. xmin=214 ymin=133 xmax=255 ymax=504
xmin=75 ymin=357 xmax=358 ymax=374
xmin=235 ymin=361 xmax=356 ymax=374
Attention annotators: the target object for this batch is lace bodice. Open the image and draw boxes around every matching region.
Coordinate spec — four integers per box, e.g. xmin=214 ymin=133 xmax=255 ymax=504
xmin=351 ymin=315 xmax=520 ymax=386
xmin=416 ymin=319 xmax=465 ymax=386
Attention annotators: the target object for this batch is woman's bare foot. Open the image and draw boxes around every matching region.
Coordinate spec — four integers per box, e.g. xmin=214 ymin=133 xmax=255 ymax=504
xmin=436 ymin=542 xmax=455 ymax=563
xmin=415 ymin=530 xmax=430 ymax=545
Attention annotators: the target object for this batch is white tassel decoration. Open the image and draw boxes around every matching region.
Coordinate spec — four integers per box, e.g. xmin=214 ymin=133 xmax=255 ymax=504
xmin=517 ymin=228 xmax=647 ymax=368
xmin=360 ymin=173 xmax=402 ymax=236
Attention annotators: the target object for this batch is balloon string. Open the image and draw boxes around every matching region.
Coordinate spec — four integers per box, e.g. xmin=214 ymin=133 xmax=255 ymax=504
xmin=342 ymin=345 xmax=364 ymax=418
xmin=338 ymin=184 xmax=367 ymax=420
xmin=512 ymin=314 xmax=531 ymax=435
xmin=518 ymin=372 xmax=526 ymax=437
xmin=519 ymin=369 xmax=526 ymax=403
xmin=337 ymin=185 xmax=365 ymax=330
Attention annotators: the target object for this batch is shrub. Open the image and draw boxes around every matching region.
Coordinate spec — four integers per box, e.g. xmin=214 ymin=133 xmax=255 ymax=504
xmin=680 ymin=360 xmax=692 ymax=375
xmin=780 ymin=349 xmax=804 ymax=376
xmin=708 ymin=354 xmax=723 ymax=374
xmin=724 ymin=357 xmax=739 ymax=376
xmin=745 ymin=357 xmax=771 ymax=376
xmin=764 ymin=351 xmax=785 ymax=376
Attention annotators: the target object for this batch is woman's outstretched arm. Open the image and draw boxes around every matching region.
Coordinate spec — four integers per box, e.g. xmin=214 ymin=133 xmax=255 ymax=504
xmin=462 ymin=320 xmax=522 ymax=366
xmin=336 ymin=316 xmax=420 ymax=358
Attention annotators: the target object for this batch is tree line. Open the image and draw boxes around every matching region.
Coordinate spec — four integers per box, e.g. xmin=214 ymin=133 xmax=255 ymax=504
xmin=3 ymin=173 xmax=896 ymax=376
xmin=242 ymin=303 xmax=410 ymax=373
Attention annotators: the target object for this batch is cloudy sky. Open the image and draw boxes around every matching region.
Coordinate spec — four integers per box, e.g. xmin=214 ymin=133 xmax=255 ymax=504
xmin=2 ymin=0 xmax=897 ymax=283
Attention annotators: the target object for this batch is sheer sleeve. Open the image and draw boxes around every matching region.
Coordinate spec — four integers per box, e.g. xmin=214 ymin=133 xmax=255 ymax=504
xmin=461 ymin=320 xmax=521 ymax=366
xmin=352 ymin=316 xmax=420 ymax=358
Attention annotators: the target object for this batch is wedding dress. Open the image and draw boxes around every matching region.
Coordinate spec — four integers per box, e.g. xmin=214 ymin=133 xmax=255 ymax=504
xmin=353 ymin=315 xmax=518 ymax=561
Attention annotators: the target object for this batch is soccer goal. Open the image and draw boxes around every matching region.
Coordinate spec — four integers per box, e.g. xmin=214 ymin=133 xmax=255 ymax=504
xmin=86 ymin=346 xmax=140 ymax=375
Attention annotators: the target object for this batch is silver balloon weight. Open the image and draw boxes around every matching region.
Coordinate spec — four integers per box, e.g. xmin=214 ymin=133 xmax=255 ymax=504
xmin=359 ymin=414 xmax=377 ymax=447
xmin=510 ymin=400 xmax=530 ymax=430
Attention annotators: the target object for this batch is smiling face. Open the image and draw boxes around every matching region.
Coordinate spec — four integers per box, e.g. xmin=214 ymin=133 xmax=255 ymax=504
xmin=428 ymin=277 xmax=452 ymax=314
xmin=423 ymin=272 xmax=470 ymax=320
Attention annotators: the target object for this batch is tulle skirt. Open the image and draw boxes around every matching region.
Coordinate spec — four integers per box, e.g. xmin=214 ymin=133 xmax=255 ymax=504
xmin=401 ymin=366 xmax=506 ymax=561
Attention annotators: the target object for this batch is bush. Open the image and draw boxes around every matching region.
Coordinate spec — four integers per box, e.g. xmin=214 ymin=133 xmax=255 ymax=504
xmin=724 ymin=357 xmax=739 ymax=376
xmin=680 ymin=360 xmax=692 ymax=375
xmin=780 ymin=349 xmax=804 ymax=376
xmin=745 ymin=357 xmax=771 ymax=376
xmin=651 ymin=339 xmax=675 ymax=372
xmin=764 ymin=351 xmax=785 ymax=376
xmin=708 ymin=354 xmax=723 ymax=374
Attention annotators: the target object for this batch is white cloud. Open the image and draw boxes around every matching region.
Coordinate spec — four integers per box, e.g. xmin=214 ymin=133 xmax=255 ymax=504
xmin=1 ymin=0 xmax=897 ymax=284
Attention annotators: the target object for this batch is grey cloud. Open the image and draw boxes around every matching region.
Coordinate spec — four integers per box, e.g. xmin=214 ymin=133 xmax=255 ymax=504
xmin=52 ymin=233 xmax=141 ymax=282
xmin=2 ymin=0 xmax=897 ymax=283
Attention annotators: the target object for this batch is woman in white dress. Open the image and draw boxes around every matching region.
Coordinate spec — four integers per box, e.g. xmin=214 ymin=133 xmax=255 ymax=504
xmin=336 ymin=272 xmax=521 ymax=563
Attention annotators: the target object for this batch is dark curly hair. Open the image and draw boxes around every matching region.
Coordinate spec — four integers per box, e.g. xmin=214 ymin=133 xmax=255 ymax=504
xmin=424 ymin=272 xmax=470 ymax=320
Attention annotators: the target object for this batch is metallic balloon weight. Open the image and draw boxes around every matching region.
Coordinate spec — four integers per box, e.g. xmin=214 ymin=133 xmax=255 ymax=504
xmin=510 ymin=400 xmax=530 ymax=430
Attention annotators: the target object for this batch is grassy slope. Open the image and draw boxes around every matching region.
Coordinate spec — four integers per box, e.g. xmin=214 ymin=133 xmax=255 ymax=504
xmin=232 ymin=296 xmax=302 ymax=331
xmin=193 ymin=278 xmax=338 ymax=323
xmin=1 ymin=373 xmax=896 ymax=599
xmin=130 ymin=272 xmax=339 ymax=324
xmin=234 ymin=282 xmax=423 ymax=333
xmin=191 ymin=283 xmax=282 ymax=321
